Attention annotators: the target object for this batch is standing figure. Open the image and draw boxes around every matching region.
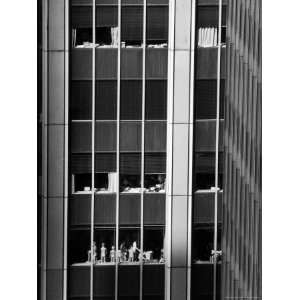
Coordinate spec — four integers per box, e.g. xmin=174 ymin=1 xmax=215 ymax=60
xmin=117 ymin=248 xmax=122 ymax=263
xmin=100 ymin=242 xmax=107 ymax=263
xmin=110 ymin=246 xmax=116 ymax=263
xmin=128 ymin=246 xmax=134 ymax=262
xmin=93 ymin=241 xmax=97 ymax=263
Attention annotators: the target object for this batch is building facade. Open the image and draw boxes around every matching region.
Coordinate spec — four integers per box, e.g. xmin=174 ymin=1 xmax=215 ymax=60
xmin=222 ymin=0 xmax=262 ymax=298
xmin=38 ymin=0 xmax=261 ymax=300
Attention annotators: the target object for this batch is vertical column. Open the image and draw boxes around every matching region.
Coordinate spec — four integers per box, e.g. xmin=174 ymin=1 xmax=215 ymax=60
xmin=41 ymin=0 xmax=67 ymax=299
xmin=166 ymin=0 xmax=193 ymax=299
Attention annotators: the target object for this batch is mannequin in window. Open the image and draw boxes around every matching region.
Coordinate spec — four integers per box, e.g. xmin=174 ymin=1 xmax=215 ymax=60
xmin=100 ymin=242 xmax=107 ymax=263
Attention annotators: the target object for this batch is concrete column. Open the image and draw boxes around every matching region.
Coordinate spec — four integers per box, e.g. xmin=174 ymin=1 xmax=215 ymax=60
xmin=41 ymin=0 xmax=67 ymax=299
xmin=166 ymin=0 xmax=194 ymax=299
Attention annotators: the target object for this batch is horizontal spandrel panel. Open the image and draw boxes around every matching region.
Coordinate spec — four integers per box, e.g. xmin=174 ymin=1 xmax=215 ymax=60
xmin=120 ymin=122 xmax=141 ymax=151
xmin=143 ymin=264 xmax=165 ymax=300
xmin=193 ymin=192 xmax=223 ymax=224
xmin=145 ymin=80 xmax=167 ymax=120
xmin=191 ymin=263 xmax=221 ymax=300
xmin=194 ymin=80 xmax=225 ymax=119
xmin=121 ymin=80 xmax=142 ymax=120
xmin=146 ymin=49 xmax=168 ymax=79
xmin=93 ymin=265 xmax=115 ymax=300
xmin=144 ymin=193 xmax=165 ymax=225
xmin=94 ymin=193 xmax=116 ymax=225
xmin=195 ymin=48 xmax=226 ymax=79
xmin=71 ymin=81 xmax=92 ymax=120
xmin=68 ymin=266 xmax=90 ymax=298
xmin=121 ymin=49 xmax=143 ymax=79
xmin=194 ymin=120 xmax=224 ymax=152
xmin=95 ymin=80 xmax=117 ymax=120
xmin=71 ymin=122 xmax=92 ymax=152
xmin=118 ymin=265 xmax=140 ymax=300
xmin=69 ymin=194 xmax=91 ymax=226
xmin=71 ymin=49 xmax=92 ymax=80
xmin=119 ymin=194 xmax=141 ymax=225
xmin=96 ymin=49 xmax=118 ymax=79
xmin=95 ymin=121 xmax=117 ymax=151
xmin=145 ymin=121 xmax=166 ymax=152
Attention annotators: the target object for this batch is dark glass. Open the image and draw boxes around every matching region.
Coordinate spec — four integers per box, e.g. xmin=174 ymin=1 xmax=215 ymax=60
xmin=145 ymin=121 xmax=167 ymax=152
xmin=144 ymin=153 xmax=166 ymax=174
xmin=121 ymin=5 xmax=143 ymax=45
xmin=119 ymin=194 xmax=141 ymax=225
xmin=95 ymin=81 xmax=117 ymax=120
xmin=70 ymin=122 xmax=92 ymax=153
xmin=146 ymin=4 xmax=168 ymax=45
xmin=194 ymin=80 xmax=225 ymax=119
xmin=70 ymin=194 xmax=91 ymax=226
xmin=71 ymin=81 xmax=92 ymax=120
xmin=95 ymin=121 xmax=117 ymax=152
xmin=120 ymin=81 xmax=142 ymax=120
xmin=145 ymin=80 xmax=167 ymax=120
xmin=192 ymin=225 xmax=221 ymax=263
xmin=120 ymin=122 xmax=142 ymax=152
xmin=143 ymin=264 xmax=165 ymax=300
xmin=143 ymin=227 xmax=165 ymax=261
xmin=68 ymin=228 xmax=91 ymax=265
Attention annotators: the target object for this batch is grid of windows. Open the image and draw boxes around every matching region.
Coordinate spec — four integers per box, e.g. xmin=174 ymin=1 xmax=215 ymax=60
xmin=191 ymin=1 xmax=226 ymax=300
xmin=68 ymin=1 xmax=168 ymax=299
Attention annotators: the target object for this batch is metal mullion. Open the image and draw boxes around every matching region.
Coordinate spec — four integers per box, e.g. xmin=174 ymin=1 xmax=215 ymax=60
xmin=187 ymin=0 xmax=196 ymax=299
xmin=90 ymin=0 xmax=96 ymax=299
xmin=63 ymin=0 xmax=70 ymax=299
xmin=213 ymin=1 xmax=223 ymax=300
xmin=165 ymin=0 xmax=175 ymax=298
xmin=115 ymin=0 xmax=121 ymax=298
xmin=41 ymin=1 xmax=48 ymax=298
xmin=140 ymin=0 xmax=147 ymax=298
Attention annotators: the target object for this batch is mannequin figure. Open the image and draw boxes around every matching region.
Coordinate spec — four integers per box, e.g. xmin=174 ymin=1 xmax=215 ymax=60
xmin=100 ymin=242 xmax=107 ymax=263
xmin=128 ymin=246 xmax=134 ymax=262
xmin=110 ymin=246 xmax=116 ymax=263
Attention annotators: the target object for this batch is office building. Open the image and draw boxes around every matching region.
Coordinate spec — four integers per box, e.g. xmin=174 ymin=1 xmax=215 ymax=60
xmin=37 ymin=0 xmax=261 ymax=299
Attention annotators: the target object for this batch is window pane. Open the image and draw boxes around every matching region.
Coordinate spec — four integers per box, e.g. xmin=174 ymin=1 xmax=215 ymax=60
xmin=120 ymin=80 xmax=142 ymax=120
xmin=95 ymin=81 xmax=117 ymax=120
xmin=120 ymin=122 xmax=142 ymax=152
xmin=145 ymin=80 xmax=167 ymax=120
